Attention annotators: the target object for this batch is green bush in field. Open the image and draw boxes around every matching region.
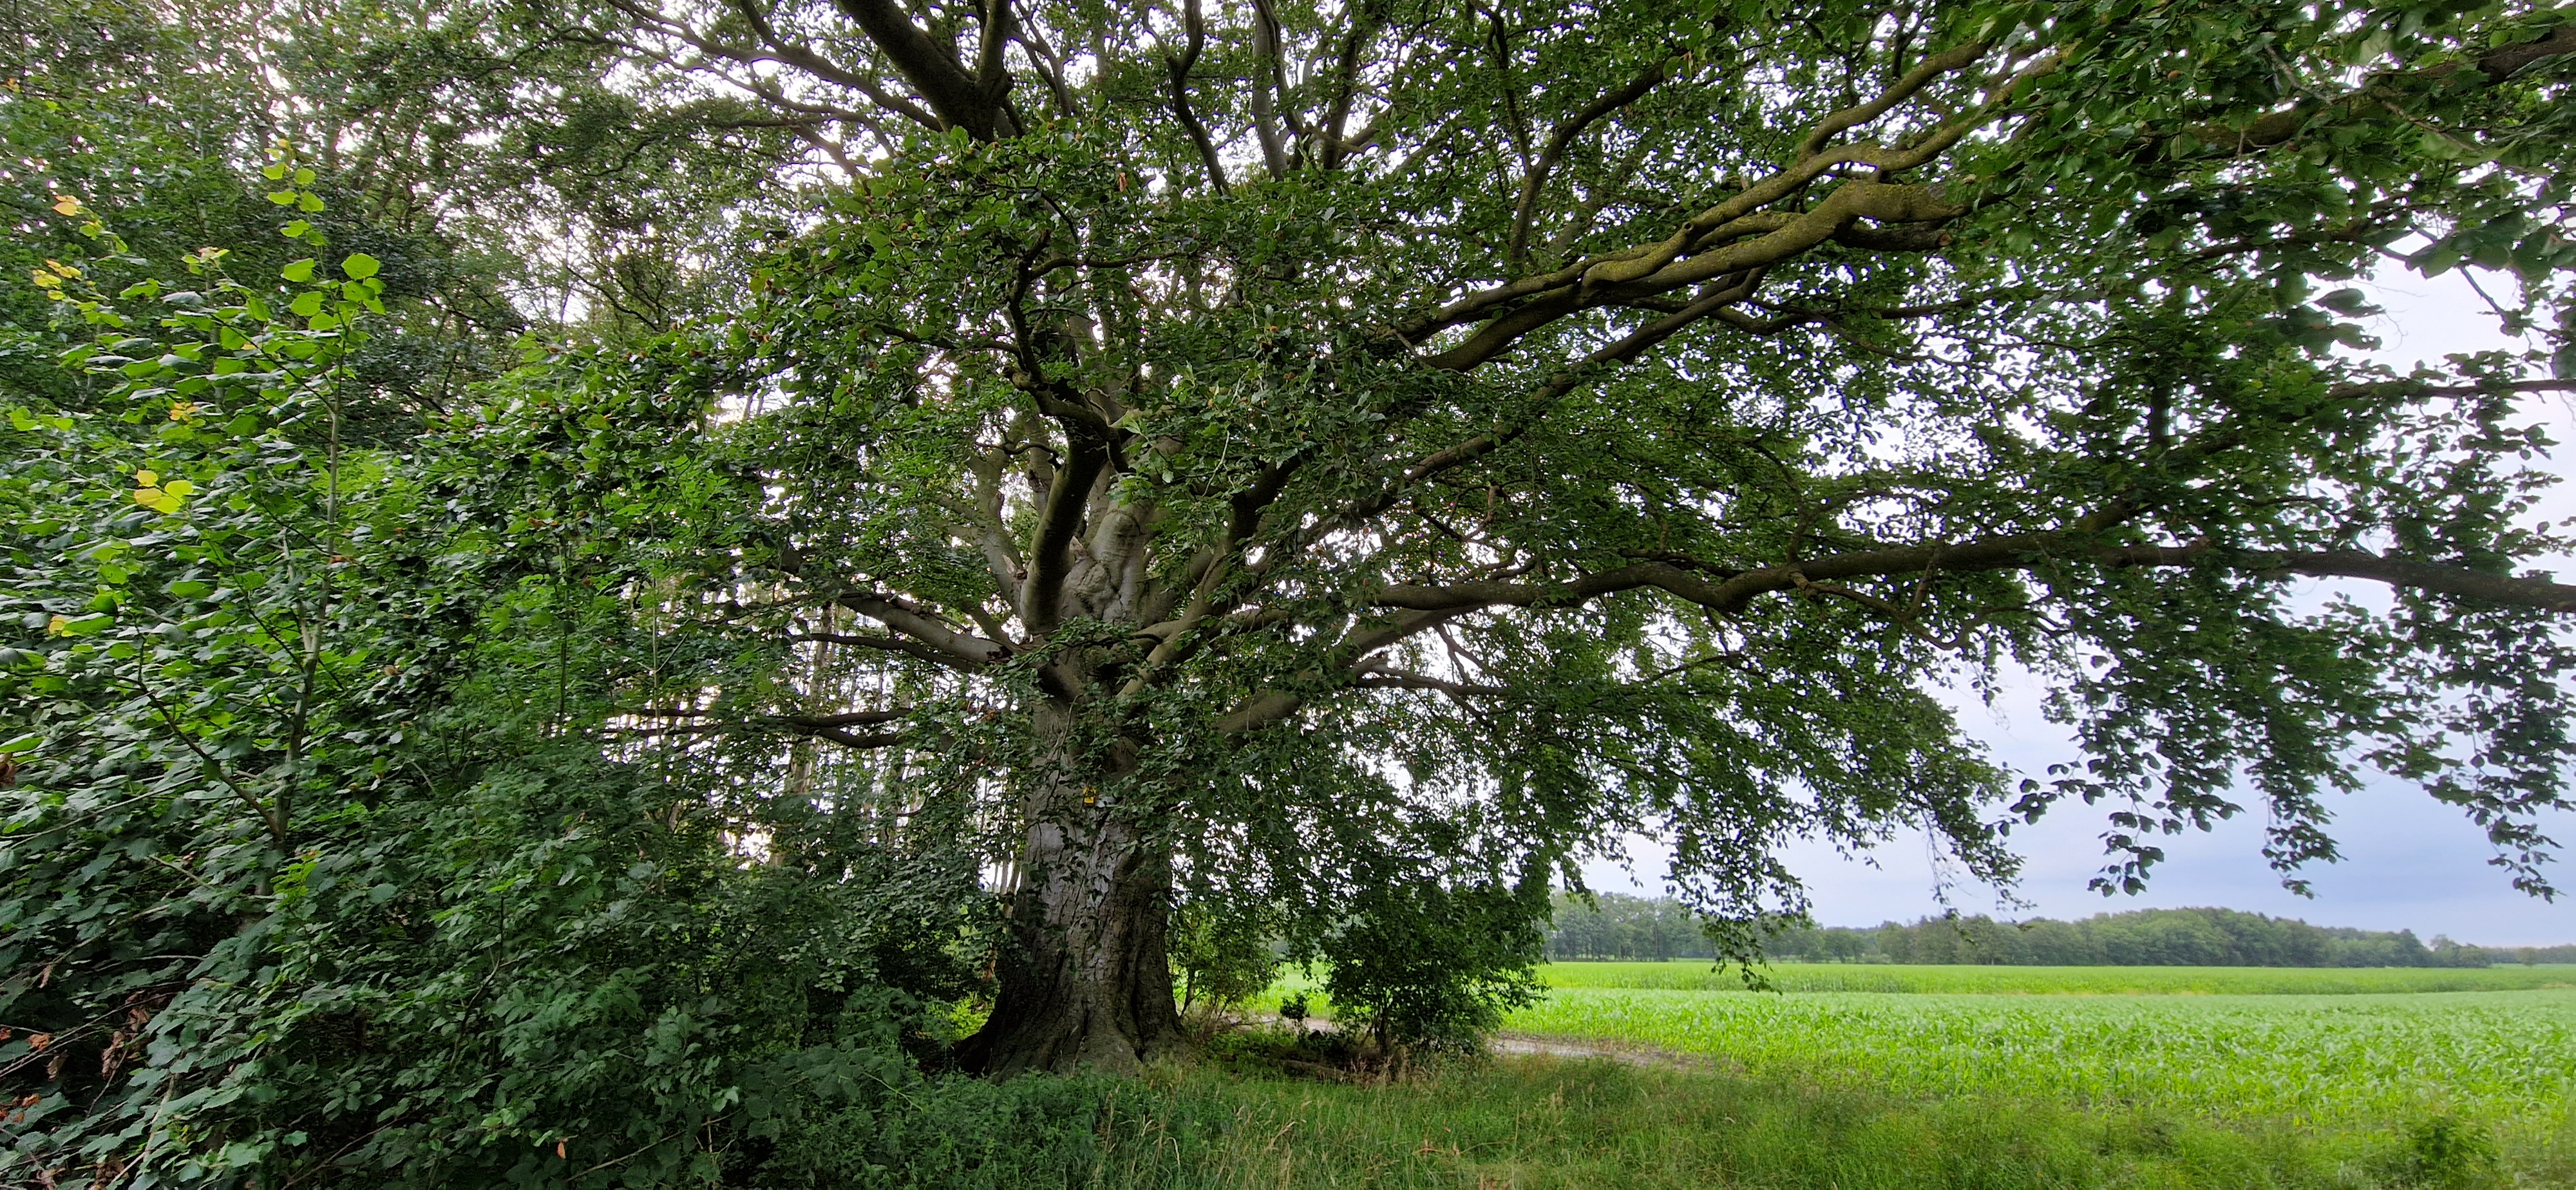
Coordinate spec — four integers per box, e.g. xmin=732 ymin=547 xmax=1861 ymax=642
xmin=1322 ymin=879 xmax=1548 ymax=1060
xmin=1172 ymin=901 xmax=1283 ymax=1019
xmin=2376 ymin=1116 xmax=2501 ymax=1189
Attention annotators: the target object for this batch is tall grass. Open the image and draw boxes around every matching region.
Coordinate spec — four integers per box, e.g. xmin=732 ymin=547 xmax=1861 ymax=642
xmin=1067 ymin=1057 xmax=2570 ymax=1189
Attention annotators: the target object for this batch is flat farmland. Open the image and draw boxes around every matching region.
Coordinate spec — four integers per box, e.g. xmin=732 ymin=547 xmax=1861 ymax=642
xmin=1509 ymin=981 xmax=2576 ymax=1127
xmin=1173 ymin=964 xmax=2576 ymax=1187
xmin=1537 ymin=960 xmax=2576 ymax=996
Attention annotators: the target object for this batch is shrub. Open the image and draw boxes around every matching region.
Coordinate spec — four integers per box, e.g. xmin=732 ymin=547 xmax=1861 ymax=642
xmin=1321 ymin=878 xmax=1546 ymax=1060
xmin=2376 ymin=1115 xmax=2501 ymax=1189
xmin=1171 ymin=900 xmax=1282 ymax=1019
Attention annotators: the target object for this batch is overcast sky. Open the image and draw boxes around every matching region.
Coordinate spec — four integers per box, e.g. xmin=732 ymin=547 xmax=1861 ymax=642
xmin=1585 ymin=266 xmax=2576 ymax=949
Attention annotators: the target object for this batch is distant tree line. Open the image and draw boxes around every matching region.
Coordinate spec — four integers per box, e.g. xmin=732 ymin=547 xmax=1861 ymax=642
xmin=1546 ymin=894 xmax=2576 ymax=967
xmin=1546 ymin=892 xmax=1721 ymax=961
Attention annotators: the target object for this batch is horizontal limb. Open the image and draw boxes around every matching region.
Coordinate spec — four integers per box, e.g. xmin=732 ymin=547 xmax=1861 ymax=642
xmin=1372 ymin=538 xmax=2576 ymax=617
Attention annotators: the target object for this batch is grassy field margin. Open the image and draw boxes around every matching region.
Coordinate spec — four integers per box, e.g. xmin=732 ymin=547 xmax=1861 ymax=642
xmin=1161 ymin=963 xmax=2576 ymax=1187
xmin=1065 ymin=1053 xmax=2576 ymax=1189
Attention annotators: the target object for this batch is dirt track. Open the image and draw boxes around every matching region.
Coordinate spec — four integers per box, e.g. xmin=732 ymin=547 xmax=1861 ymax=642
xmin=1488 ymin=1032 xmax=1695 ymax=1068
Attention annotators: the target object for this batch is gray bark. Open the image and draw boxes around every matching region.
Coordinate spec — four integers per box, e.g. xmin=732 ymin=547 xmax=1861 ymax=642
xmin=956 ymin=711 xmax=1182 ymax=1075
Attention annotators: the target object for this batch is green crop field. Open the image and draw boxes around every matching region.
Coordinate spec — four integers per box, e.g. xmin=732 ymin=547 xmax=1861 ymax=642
xmin=1506 ymin=986 xmax=2576 ymax=1125
xmin=1535 ymin=960 xmax=2576 ymax=996
xmin=1217 ymin=963 xmax=2576 ymax=1186
xmin=1502 ymin=965 xmax=2576 ymax=1129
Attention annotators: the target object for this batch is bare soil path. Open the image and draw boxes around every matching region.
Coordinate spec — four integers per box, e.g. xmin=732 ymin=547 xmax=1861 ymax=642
xmin=1487 ymin=1031 xmax=1701 ymax=1069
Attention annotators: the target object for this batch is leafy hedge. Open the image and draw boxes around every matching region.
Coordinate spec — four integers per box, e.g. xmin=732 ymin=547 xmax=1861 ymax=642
xmin=0 ymin=217 xmax=1076 ymax=1189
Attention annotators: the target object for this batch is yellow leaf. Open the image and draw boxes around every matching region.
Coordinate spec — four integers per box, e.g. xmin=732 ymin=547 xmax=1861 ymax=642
xmin=133 ymin=469 xmax=158 ymax=487
xmin=168 ymin=401 xmax=198 ymax=422
xmin=132 ymin=486 xmax=163 ymax=507
xmin=161 ymin=478 xmax=194 ymax=496
xmin=43 ymin=259 xmax=79 ymax=278
xmin=148 ymin=491 xmax=184 ymax=514
xmin=46 ymin=614 xmax=68 ymax=636
xmin=51 ymin=194 xmax=81 ymax=216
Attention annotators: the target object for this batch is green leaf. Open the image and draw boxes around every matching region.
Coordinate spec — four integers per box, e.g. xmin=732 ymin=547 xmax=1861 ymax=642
xmin=296 ymin=192 xmax=327 ymax=213
xmin=267 ymin=190 xmax=299 ymax=206
xmin=289 ymin=291 xmax=325 ymax=317
xmin=0 ymin=733 xmax=37 ymax=755
xmin=341 ymin=253 xmax=381 ymax=280
xmin=282 ymin=258 xmax=317 ymax=282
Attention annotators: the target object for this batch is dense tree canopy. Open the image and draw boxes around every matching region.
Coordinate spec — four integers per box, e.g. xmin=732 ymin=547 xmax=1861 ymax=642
xmin=8 ymin=0 xmax=2576 ymax=1182
xmin=490 ymin=0 xmax=2576 ymax=1073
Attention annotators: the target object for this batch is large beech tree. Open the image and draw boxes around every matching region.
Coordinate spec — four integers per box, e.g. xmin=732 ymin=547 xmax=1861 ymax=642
xmin=479 ymin=0 xmax=2576 ymax=1075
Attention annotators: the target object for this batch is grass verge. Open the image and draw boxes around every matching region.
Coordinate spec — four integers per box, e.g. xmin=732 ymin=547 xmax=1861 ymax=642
xmin=1060 ymin=1053 xmax=2576 ymax=1189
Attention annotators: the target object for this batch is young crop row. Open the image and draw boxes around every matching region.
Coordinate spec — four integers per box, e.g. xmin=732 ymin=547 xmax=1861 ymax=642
xmin=1502 ymin=988 xmax=2576 ymax=1129
xmin=1537 ymin=961 xmax=2576 ymax=996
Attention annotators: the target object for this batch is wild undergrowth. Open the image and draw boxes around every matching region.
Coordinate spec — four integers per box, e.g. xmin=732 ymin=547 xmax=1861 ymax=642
xmin=1055 ymin=1053 xmax=2566 ymax=1190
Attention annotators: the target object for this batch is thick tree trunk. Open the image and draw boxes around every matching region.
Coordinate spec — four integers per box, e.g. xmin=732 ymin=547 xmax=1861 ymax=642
xmin=956 ymin=726 xmax=1182 ymax=1076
